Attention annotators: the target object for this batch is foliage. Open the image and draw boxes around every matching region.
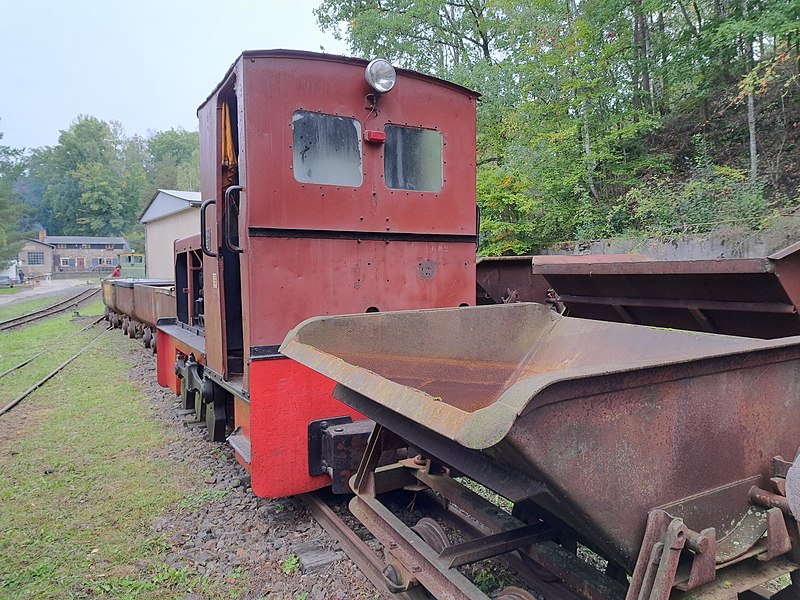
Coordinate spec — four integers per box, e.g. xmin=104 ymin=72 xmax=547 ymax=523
xmin=610 ymin=137 xmax=768 ymax=235
xmin=9 ymin=119 xmax=200 ymax=241
xmin=280 ymin=554 xmax=300 ymax=575
xmin=0 ymin=129 xmax=29 ymax=266
xmin=319 ymin=0 xmax=798 ymax=248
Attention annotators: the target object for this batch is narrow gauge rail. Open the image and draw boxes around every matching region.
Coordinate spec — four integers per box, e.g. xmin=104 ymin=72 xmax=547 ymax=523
xmin=0 ymin=318 xmax=108 ymax=416
xmin=0 ymin=286 xmax=101 ymax=332
xmin=0 ymin=315 xmax=105 ymax=381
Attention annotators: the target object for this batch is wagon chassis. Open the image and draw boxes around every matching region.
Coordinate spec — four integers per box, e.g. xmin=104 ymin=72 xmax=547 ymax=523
xmin=331 ymin=421 xmax=800 ymax=600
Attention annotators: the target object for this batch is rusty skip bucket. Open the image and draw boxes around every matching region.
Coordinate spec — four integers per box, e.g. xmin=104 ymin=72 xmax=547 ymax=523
xmin=281 ymin=303 xmax=800 ymax=573
xmin=132 ymin=283 xmax=176 ymax=329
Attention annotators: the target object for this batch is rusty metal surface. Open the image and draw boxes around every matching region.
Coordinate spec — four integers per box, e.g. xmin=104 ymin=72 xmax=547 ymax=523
xmin=476 ymin=254 xmax=648 ymax=305
xmin=131 ymin=283 xmax=176 ymax=329
xmin=533 ymin=241 xmax=800 ymax=338
xmin=281 ymin=302 xmax=800 ymax=572
xmin=300 ymin=491 xmax=425 ymax=600
xmin=476 ymin=256 xmax=552 ymax=305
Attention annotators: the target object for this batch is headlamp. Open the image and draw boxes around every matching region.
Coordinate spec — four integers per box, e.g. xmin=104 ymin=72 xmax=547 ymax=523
xmin=365 ymin=59 xmax=396 ymax=94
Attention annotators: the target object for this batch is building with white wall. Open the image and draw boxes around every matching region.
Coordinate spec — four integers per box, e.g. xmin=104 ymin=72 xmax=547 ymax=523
xmin=140 ymin=190 xmax=202 ymax=278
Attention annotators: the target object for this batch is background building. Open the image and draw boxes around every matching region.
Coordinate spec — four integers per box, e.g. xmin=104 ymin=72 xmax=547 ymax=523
xmin=17 ymin=237 xmax=55 ymax=277
xmin=140 ymin=189 xmax=201 ymax=278
xmin=17 ymin=232 xmax=130 ymax=277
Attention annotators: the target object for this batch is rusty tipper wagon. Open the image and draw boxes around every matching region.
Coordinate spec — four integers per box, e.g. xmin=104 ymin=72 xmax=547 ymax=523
xmin=282 ymin=303 xmax=800 ymax=600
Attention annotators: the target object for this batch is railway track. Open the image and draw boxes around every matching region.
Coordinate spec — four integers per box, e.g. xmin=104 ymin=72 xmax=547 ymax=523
xmin=0 ymin=317 xmax=108 ymax=417
xmin=0 ymin=286 xmax=101 ymax=332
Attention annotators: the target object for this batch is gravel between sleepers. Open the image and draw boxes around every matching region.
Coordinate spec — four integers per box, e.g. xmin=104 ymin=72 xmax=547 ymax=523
xmin=120 ymin=338 xmax=380 ymax=600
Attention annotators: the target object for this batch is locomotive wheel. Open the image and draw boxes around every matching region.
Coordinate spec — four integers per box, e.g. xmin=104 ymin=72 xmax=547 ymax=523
xmin=411 ymin=517 xmax=450 ymax=553
xmin=142 ymin=327 xmax=151 ymax=349
xmin=205 ymin=398 xmax=226 ymax=442
xmin=151 ymin=334 xmax=157 ymax=355
xmin=495 ymin=587 xmax=537 ymax=600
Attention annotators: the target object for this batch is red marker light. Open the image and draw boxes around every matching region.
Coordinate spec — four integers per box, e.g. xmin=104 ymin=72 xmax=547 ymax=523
xmin=364 ymin=130 xmax=386 ymax=143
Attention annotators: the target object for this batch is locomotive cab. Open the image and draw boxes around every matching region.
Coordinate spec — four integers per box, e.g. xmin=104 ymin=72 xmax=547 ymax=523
xmin=158 ymin=50 xmax=478 ymax=498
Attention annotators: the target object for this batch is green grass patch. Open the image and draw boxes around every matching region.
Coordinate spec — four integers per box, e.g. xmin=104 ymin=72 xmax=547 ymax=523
xmin=0 ymin=301 xmax=106 ymax=405
xmin=0 ymin=313 xmax=237 ymax=599
xmin=0 ymin=289 xmax=92 ymax=322
xmin=0 ymin=286 xmax=23 ymax=296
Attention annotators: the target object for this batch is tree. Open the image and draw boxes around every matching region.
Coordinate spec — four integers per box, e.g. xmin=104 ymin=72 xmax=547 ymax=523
xmin=0 ymin=129 xmax=27 ymax=266
xmin=145 ymin=129 xmax=200 ymax=194
xmin=24 ymin=115 xmax=141 ymax=236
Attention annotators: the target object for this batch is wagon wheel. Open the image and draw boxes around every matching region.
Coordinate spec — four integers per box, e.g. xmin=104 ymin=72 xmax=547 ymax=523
xmin=142 ymin=327 xmax=151 ymax=349
xmin=495 ymin=586 xmax=537 ymax=600
xmin=151 ymin=334 xmax=157 ymax=355
xmin=411 ymin=517 xmax=450 ymax=554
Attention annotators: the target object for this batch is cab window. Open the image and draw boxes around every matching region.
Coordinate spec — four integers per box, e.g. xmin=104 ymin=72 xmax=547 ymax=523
xmin=384 ymin=125 xmax=443 ymax=192
xmin=292 ymin=111 xmax=362 ymax=186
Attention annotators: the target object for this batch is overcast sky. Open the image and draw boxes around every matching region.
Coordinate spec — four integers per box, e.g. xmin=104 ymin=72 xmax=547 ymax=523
xmin=0 ymin=0 xmax=349 ymax=151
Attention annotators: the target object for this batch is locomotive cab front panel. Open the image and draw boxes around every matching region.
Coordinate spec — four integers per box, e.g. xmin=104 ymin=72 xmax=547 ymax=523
xmin=194 ymin=51 xmax=478 ymax=498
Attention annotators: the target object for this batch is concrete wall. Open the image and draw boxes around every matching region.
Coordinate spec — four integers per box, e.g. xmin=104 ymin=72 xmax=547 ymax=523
xmin=145 ymin=208 xmax=200 ymax=278
xmin=542 ymin=223 xmax=800 ymax=260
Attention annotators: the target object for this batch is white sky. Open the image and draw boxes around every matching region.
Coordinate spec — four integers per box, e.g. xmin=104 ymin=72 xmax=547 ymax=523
xmin=0 ymin=0 xmax=349 ymax=150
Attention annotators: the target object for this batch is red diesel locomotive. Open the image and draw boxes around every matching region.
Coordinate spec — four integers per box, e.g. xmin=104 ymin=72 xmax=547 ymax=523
xmin=155 ymin=50 xmax=478 ymax=499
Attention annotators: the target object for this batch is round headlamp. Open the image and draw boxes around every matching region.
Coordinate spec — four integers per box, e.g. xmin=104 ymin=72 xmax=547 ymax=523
xmin=365 ymin=59 xmax=396 ymax=94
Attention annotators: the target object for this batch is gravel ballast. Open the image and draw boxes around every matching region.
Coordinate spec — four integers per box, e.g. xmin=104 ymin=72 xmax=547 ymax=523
xmin=121 ymin=340 xmax=380 ymax=599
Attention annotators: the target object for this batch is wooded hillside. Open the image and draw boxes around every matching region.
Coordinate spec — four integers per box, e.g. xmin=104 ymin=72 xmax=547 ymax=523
xmin=317 ymin=0 xmax=800 ymax=254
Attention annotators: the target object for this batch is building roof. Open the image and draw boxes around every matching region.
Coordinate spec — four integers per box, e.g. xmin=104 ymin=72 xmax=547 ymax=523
xmin=45 ymin=236 xmax=128 ymax=246
xmin=140 ymin=189 xmax=202 ymax=223
xmin=22 ymin=238 xmax=55 ymax=249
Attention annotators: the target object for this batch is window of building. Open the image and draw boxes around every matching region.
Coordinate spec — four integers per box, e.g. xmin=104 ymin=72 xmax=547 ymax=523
xmin=292 ymin=111 xmax=362 ymax=187
xmin=27 ymin=251 xmax=45 ymax=265
xmin=105 ymin=258 xmax=114 ymax=265
xmin=60 ymin=258 xmax=70 ymax=267
xmin=57 ymin=244 xmax=67 ymax=249
xmin=384 ymin=125 xmax=443 ymax=192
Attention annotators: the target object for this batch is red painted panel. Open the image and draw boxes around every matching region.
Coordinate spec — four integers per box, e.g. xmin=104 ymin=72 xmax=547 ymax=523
xmin=156 ymin=329 xmax=176 ymax=391
xmin=233 ymin=397 xmax=251 ymax=472
xmin=247 ymin=238 xmax=475 ymax=346
xmin=198 ymin=99 xmax=227 ymax=376
xmin=248 ymin=357 xmax=364 ymax=498
xmin=156 ymin=329 xmax=205 ymax=395
xmin=239 ymin=55 xmax=477 ymax=235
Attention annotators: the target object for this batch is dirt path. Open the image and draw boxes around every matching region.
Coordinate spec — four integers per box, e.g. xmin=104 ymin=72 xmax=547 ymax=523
xmin=0 ymin=278 xmax=95 ymax=308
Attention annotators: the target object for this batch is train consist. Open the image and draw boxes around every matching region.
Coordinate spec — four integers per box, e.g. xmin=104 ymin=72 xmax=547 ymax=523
xmin=102 ymin=50 xmax=800 ymax=600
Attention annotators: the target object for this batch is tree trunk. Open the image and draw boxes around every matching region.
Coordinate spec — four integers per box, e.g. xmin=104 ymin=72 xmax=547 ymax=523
xmin=742 ymin=0 xmax=757 ymax=182
xmin=582 ymin=98 xmax=600 ymax=205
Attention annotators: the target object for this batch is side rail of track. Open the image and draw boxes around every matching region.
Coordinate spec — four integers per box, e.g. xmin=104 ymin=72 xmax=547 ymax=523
xmin=0 ymin=286 xmax=100 ymax=331
xmin=0 ymin=319 xmax=108 ymax=416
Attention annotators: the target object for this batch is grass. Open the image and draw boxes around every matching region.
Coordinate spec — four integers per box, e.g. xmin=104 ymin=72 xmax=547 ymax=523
xmin=0 ymin=301 xmax=243 ymax=599
xmin=0 ymin=290 xmax=88 ymax=322
xmin=0 ymin=286 xmax=23 ymax=296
